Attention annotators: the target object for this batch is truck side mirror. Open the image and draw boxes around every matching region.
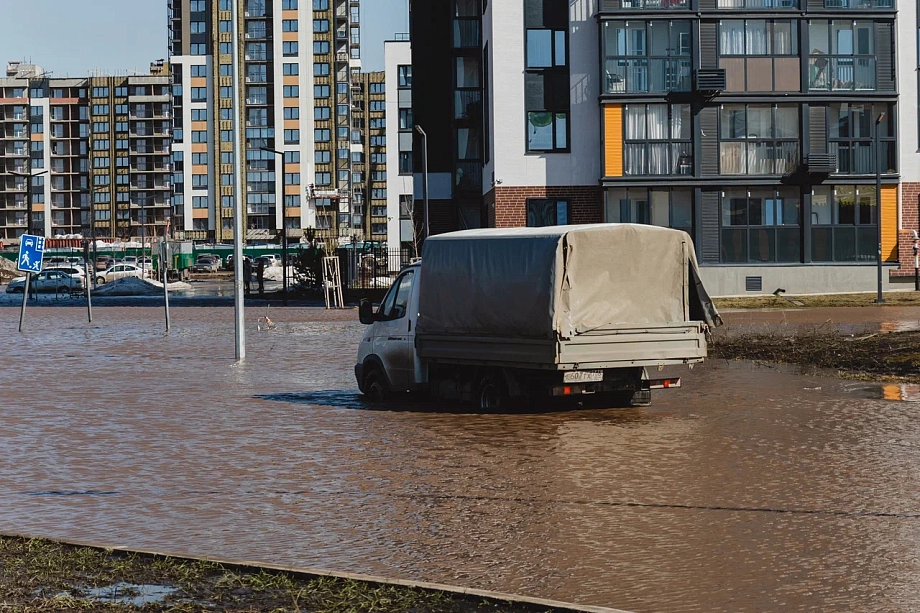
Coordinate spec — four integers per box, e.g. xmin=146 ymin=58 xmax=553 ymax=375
xmin=359 ymin=299 xmax=375 ymax=325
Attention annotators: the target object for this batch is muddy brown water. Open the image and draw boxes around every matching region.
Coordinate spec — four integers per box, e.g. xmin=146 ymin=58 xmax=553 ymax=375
xmin=3 ymin=306 xmax=920 ymax=612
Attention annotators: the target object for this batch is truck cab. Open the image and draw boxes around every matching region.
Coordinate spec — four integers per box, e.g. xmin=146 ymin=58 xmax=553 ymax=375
xmin=355 ymin=263 xmax=421 ymax=399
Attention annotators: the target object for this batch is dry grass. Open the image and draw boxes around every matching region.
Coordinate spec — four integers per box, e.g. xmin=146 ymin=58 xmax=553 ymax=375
xmin=715 ymin=292 xmax=920 ymax=310
xmin=0 ymin=536 xmax=559 ymax=613
xmin=710 ymin=327 xmax=920 ymax=382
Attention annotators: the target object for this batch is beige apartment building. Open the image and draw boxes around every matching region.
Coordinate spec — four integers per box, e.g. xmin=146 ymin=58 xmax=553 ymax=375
xmin=0 ymin=60 xmax=171 ymax=243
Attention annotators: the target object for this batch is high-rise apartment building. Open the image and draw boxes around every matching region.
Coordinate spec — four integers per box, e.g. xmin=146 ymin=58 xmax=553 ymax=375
xmin=168 ymin=0 xmax=363 ymax=245
xmin=410 ymin=0 xmax=920 ymax=295
xmin=384 ymin=35 xmax=413 ymax=249
xmin=0 ymin=61 xmax=171 ymax=243
xmin=354 ymin=70 xmax=387 ymax=241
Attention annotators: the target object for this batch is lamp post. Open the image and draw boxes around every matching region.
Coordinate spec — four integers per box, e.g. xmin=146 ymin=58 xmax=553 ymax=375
xmin=875 ymin=111 xmax=885 ymax=304
xmin=414 ymin=125 xmax=429 ymax=241
xmin=261 ymin=146 xmax=288 ymax=305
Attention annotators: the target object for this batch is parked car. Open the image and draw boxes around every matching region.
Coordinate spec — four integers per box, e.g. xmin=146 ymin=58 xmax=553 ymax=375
xmin=95 ymin=263 xmax=147 ymax=285
xmin=95 ymin=255 xmax=114 ymax=271
xmin=190 ymin=255 xmax=221 ymax=273
xmin=256 ymin=254 xmax=281 ymax=266
xmin=43 ymin=265 xmax=87 ymax=288
xmin=225 ymin=254 xmax=251 ymax=270
xmin=123 ymin=256 xmax=139 ymax=266
xmin=44 ymin=256 xmax=70 ymax=268
xmin=6 ymin=269 xmax=84 ymax=294
xmin=197 ymin=253 xmax=223 ymax=267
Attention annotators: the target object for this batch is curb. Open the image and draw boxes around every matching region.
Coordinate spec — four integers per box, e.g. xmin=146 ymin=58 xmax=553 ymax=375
xmin=0 ymin=531 xmax=635 ymax=613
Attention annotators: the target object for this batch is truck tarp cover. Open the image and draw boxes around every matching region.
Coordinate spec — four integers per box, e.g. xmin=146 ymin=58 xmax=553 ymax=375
xmin=417 ymin=224 xmax=721 ymax=340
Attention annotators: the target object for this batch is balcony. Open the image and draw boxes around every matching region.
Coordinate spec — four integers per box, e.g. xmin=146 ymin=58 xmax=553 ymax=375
xmin=604 ymin=59 xmax=692 ymax=94
xmin=808 ymin=56 xmax=875 ymax=91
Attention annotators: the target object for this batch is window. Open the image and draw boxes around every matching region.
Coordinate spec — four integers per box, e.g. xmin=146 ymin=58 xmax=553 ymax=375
xmin=192 ymin=152 xmax=209 ymax=165
xmin=398 ymin=65 xmax=412 ymax=87
xmin=526 ymin=30 xmax=566 ymax=69
xmin=314 ymin=0 xmax=329 ymax=8
xmin=721 ymin=187 xmax=801 ymax=263
xmin=524 ymin=1 xmax=569 ymax=154
xmin=526 ymin=199 xmax=569 ymax=227
xmin=283 ymin=107 xmax=300 ymax=120
xmin=191 ymin=109 xmax=208 ymax=121
xmin=808 ymin=21 xmax=876 ymax=91
xmin=190 ymin=0 xmax=206 ymax=10
xmin=92 ymin=86 xmax=109 ymax=97
xmin=370 ymin=82 xmax=385 ymax=94
xmin=719 ymin=104 xmax=799 ymax=174
xmin=192 ymin=174 xmax=209 ymax=187
xmin=720 ymin=20 xmax=800 ymax=92
xmin=811 ymin=185 xmax=880 ymax=261
xmin=92 ymin=104 xmax=109 ymax=115
xmin=221 ymin=129 xmax=233 ymax=142
xmin=283 ymin=0 xmax=298 ymax=7
xmin=191 ymin=87 xmax=207 ymax=101
xmin=315 ymin=106 xmax=331 ymax=119
xmin=114 ymin=86 xmax=128 ymax=97
xmin=720 ymin=0 xmax=796 ymax=7
xmin=314 ymin=63 xmax=330 ymax=76
xmin=191 ymin=21 xmax=206 ymax=33
xmin=377 ymin=271 xmax=415 ymax=320
xmin=828 ymin=103 xmax=895 ymax=173
xmin=220 ymin=42 xmax=233 ymax=54
xmin=624 ymin=104 xmax=692 ymax=175
xmin=284 ymin=129 xmax=300 ymax=144
xmin=284 ymin=151 xmax=300 ymax=164
xmin=220 ymin=20 xmax=232 ymax=32
xmin=191 ymin=43 xmax=207 ymax=55
xmin=314 ymin=84 xmax=330 ymax=98
xmin=283 ymin=85 xmax=300 ymax=98
xmin=315 ymin=172 xmax=332 ymax=185
xmin=220 ymin=86 xmax=232 ymax=98
xmin=316 ymin=150 xmax=332 ymax=164
xmin=602 ymin=21 xmax=692 ymax=94
xmin=193 ymin=196 xmax=209 ymax=209
xmin=313 ymin=19 xmax=329 ymax=32
xmin=285 ymin=173 xmax=301 ymax=185
xmin=826 ymin=0 xmax=892 ymax=6
xmin=192 ymin=130 xmax=208 ymax=142
xmin=605 ymin=187 xmax=693 ymax=234
xmin=283 ymin=42 xmax=299 ymax=56
xmin=283 ymin=19 xmax=299 ymax=32
xmin=283 ymin=63 xmax=299 ymax=76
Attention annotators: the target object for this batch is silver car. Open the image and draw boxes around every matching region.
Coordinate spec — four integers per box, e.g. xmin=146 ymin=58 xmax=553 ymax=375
xmin=6 ymin=269 xmax=84 ymax=294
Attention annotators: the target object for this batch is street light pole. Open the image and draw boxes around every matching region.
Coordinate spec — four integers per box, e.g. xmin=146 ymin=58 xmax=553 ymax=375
xmin=414 ymin=126 xmax=429 ymax=242
xmin=261 ymin=147 xmax=288 ymax=305
xmin=231 ymin=0 xmax=246 ymax=361
xmin=875 ymin=111 xmax=885 ymax=304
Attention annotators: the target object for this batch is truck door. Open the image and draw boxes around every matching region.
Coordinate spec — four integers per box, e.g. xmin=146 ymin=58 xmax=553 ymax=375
xmin=373 ymin=270 xmax=415 ymax=391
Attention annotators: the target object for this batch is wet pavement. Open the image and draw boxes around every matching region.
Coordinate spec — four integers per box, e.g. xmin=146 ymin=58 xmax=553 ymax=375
xmin=3 ymin=306 xmax=920 ymax=612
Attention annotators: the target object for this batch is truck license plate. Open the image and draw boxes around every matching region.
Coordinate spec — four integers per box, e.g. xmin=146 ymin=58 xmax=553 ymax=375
xmin=564 ymin=370 xmax=603 ymax=383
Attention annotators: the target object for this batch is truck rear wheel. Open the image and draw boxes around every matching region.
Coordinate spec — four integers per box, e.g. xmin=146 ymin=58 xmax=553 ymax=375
xmin=363 ymin=368 xmax=388 ymax=403
xmin=477 ymin=376 xmax=503 ymax=410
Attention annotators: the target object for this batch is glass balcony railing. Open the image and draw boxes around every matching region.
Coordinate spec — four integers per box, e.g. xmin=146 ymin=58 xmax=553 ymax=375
xmin=808 ymin=56 xmax=875 ymax=91
xmin=604 ymin=58 xmax=692 ymax=94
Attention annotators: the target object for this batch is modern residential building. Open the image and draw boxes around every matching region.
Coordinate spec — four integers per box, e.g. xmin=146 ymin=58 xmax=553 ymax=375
xmin=384 ymin=35 xmax=414 ymax=250
xmin=0 ymin=60 xmax=171 ymax=243
xmin=410 ymin=0 xmax=919 ymax=295
xmin=167 ymin=0 xmax=363 ymax=245
xmin=354 ymin=70 xmax=387 ymax=242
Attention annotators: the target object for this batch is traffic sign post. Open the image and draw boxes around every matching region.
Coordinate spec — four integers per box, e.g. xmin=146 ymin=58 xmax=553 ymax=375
xmin=17 ymin=234 xmax=45 ymax=333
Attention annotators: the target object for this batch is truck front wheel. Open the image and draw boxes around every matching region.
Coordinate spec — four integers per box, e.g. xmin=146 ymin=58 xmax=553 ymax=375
xmin=363 ymin=368 xmax=388 ymax=403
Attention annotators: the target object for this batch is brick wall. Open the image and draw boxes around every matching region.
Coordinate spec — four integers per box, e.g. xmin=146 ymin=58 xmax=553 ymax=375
xmin=894 ymin=182 xmax=920 ymax=276
xmin=493 ymin=185 xmax=603 ymax=228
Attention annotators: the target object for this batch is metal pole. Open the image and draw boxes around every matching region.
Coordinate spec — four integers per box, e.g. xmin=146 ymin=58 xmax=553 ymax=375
xmin=84 ymin=240 xmax=93 ymax=323
xmin=18 ymin=273 xmax=30 ymax=333
xmin=415 ymin=125 xmax=429 ymax=240
xmin=162 ymin=234 xmax=170 ymax=331
xmin=875 ymin=112 xmax=885 ymax=304
xmin=231 ymin=0 xmax=246 ymax=360
xmin=261 ymin=147 xmax=288 ymax=305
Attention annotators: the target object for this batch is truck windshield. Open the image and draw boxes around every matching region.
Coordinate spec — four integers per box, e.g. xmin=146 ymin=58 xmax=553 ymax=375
xmin=378 ymin=271 xmax=414 ymax=320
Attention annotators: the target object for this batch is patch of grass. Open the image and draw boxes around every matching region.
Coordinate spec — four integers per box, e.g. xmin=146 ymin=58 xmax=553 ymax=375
xmin=710 ymin=327 xmax=920 ymax=382
xmin=715 ymin=292 xmax=920 ymax=310
xmin=0 ymin=536 xmax=562 ymax=613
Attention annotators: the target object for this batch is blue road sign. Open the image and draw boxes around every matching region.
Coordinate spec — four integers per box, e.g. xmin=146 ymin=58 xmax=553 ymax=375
xmin=17 ymin=234 xmax=45 ymax=274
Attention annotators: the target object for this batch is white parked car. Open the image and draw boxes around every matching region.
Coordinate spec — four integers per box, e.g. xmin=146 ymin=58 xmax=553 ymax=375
xmin=95 ymin=263 xmax=147 ymax=285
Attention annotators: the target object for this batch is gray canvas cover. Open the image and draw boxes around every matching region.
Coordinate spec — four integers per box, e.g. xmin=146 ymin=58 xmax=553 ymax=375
xmin=417 ymin=224 xmax=720 ymax=340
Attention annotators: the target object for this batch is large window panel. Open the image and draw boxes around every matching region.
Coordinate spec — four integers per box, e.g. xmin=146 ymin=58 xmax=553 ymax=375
xmin=809 ymin=21 xmax=877 ymax=91
xmin=525 ymin=6 xmax=569 ymax=154
xmin=827 ymin=103 xmax=896 ymax=173
xmin=720 ymin=187 xmax=801 ymax=263
xmin=606 ymin=187 xmax=694 ymax=233
xmin=720 ymin=104 xmax=799 ymax=175
xmin=720 ymin=19 xmax=800 ymax=92
xmin=811 ymin=185 xmax=879 ymax=261
xmin=624 ymin=104 xmax=691 ymax=175
xmin=603 ymin=21 xmax=691 ymax=94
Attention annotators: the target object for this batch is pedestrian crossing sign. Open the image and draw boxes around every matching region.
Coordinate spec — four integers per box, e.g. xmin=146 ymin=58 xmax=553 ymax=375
xmin=17 ymin=234 xmax=45 ymax=274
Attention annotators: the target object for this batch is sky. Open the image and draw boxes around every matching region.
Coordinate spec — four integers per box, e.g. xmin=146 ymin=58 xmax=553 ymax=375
xmin=0 ymin=0 xmax=408 ymax=77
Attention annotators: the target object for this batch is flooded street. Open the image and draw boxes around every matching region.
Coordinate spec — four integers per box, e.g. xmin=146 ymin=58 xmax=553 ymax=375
xmin=3 ymin=306 xmax=920 ymax=612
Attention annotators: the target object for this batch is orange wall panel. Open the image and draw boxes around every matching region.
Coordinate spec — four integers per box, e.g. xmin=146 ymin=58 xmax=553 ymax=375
xmin=604 ymin=105 xmax=623 ymax=178
xmin=882 ymin=185 xmax=898 ymax=262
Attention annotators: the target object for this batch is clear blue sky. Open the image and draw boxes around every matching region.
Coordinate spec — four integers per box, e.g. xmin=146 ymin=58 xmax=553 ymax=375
xmin=0 ymin=0 xmax=407 ymax=77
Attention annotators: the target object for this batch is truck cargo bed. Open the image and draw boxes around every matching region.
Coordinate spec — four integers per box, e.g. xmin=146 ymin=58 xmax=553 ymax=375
xmin=416 ymin=322 xmax=706 ymax=371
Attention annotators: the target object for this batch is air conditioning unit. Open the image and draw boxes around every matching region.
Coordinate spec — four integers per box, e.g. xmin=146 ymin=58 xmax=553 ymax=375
xmin=694 ymin=69 xmax=726 ymax=92
xmin=805 ymin=153 xmax=837 ymax=174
